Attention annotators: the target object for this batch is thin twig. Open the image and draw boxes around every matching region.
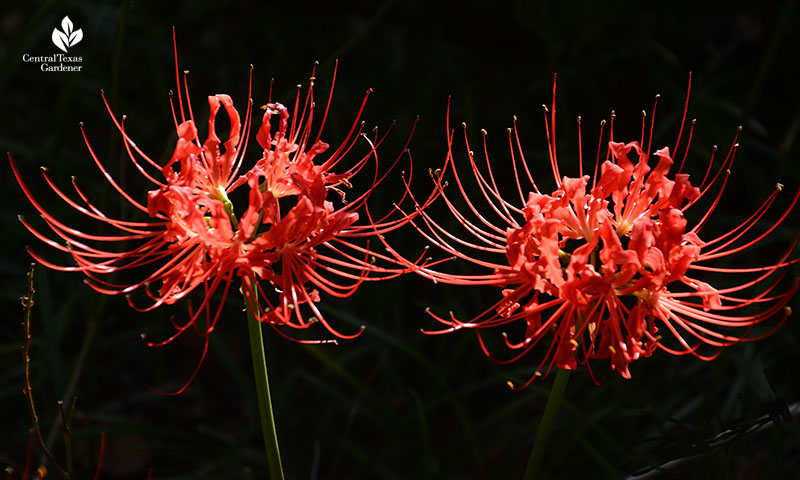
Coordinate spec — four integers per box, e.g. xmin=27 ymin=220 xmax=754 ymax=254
xmin=21 ymin=263 xmax=69 ymax=480
xmin=624 ymin=401 xmax=800 ymax=480
xmin=57 ymin=400 xmax=73 ymax=478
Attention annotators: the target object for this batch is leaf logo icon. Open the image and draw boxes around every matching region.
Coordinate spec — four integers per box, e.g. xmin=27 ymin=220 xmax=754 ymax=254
xmin=51 ymin=16 xmax=83 ymax=53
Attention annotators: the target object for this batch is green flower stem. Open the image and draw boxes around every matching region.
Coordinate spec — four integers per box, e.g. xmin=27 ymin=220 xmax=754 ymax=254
xmin=245 ymin=295 xmax=285 ymax=480
xmin=523 ymin=368 xmax=571 ymax=480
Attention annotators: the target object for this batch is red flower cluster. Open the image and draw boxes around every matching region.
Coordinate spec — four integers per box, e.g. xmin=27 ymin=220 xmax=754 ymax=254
xmin=411 ymin=76 xmax=799 ymax=387
xmin=10 ymin=34 xmax=426 ymax=392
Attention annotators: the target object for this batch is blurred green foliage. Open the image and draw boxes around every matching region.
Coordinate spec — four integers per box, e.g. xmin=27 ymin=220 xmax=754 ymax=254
xmin=1 ymin=0 xmax=799 ymax=478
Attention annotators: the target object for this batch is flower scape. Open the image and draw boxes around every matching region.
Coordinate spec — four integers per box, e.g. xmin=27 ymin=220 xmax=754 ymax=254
xmin=9 ymin=36 xmax=435 ymax=393
xmin=403 ymin=75 xmax=799 ymax=388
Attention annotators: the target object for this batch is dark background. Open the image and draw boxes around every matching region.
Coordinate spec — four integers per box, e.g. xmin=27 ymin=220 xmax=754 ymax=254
xmin=2 ymin=1 xmax=800 ymax=478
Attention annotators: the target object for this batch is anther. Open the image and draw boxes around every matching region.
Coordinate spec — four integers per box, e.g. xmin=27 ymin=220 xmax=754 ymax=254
xmin=570 ymin=339 xmax=579 ymax=348
xmin=777 ymin=183 xmax=784 ymax=191
xmin=481 ymin=128 xmax=487 ymax=135
xmin=577 ymin=116 xmax=581 ymax=123
xmin=507 ymin=381 xmax=515 ymax=389
xmin=79 ymin=121 xmax=84 ymax=127
xmin=183 ymin=70 xmax=189 ymax=75
xmin=462 ymin=122 xmax=467 ymax=129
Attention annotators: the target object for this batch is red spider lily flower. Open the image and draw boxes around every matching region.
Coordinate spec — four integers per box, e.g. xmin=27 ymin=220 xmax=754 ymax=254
xmin=406 ymin=75 xmax=799 ymax=387
xmin=9 ymin=33 xmax=428 ymax=393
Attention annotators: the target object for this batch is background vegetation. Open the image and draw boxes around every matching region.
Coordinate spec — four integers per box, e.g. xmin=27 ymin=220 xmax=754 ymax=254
xmin=2 ymin=0 xmax=799 ymax=478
